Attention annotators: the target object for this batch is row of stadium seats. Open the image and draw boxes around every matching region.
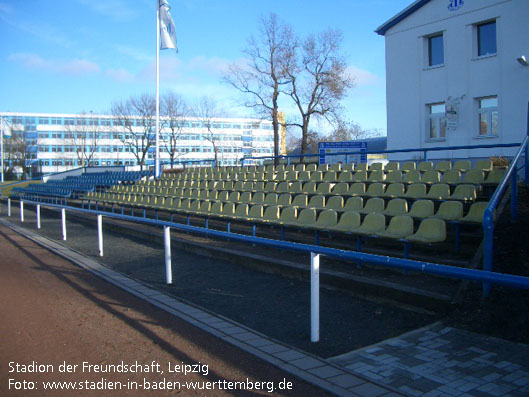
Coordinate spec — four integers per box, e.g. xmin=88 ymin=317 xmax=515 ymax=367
xmin=72 ymin=171 xmax=150 ymax=181
xmin=91 ymin=193 xmax=449 ymax=244
xmin=88 ymin=191 xmax=488 ymax=225
xmin=11 ymin=171 xmax=153 ymax=200
xmin=83 ymin=161 xmax=499 ymax=252
xmin=107 ymin=182 xmax=480 ymax=203
xmin=12 ymin=184 xmax=71 ymax=199
xmin=140 ymin=169 xmax=505 ymax=188
xmin=164 ymin=159 xmax=497 ymax=178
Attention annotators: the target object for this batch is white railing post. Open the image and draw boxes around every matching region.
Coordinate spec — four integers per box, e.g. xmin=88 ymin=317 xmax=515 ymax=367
xmin=97 ymin=214 xmax=103 ymax=256
xmin=36 ymin=204 xmax=41 ymax=229
xmin=20 ymin=200 xmax=24 ymax=222
xmin=311 ymin=252 xmax=320 ymax=343
xmin=61 ymin=208 xmax=67 ymax=240
xmin=7 ymin=198 xmax=11 ymax=216
xmin=164 ymin=226 xmax=172 ymax=284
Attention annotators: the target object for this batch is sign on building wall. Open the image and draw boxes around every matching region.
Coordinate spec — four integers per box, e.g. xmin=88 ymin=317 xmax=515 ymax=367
xmin=445 ymin=100 xmax=458 ymax=130
xmin=445 ymin=95 xmax=464 ymax=131
xmin=318 ymin=141 xmax=367 ymax=165
xmin=448 ymin=0 xmax=464 ymax=12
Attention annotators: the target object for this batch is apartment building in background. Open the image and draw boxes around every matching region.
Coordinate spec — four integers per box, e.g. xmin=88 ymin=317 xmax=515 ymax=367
xmin=0 ymin=112 xmax=277 ymax=176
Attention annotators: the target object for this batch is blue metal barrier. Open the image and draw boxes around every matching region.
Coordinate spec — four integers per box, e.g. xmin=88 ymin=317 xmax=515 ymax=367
xmin=160 ymin=158 xmax=216 ymax=171
xmin=482 ymin=140 xmax=529 ymax=296
xmin=8 ymin=198 xmax=529 ymax=292
xmin=241 ymin=142 xmax=523 ymax=165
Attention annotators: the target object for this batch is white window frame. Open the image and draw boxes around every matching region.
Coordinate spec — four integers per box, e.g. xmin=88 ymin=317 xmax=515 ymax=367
xmin=472 ymin=19 xmax=497 ymax=60
xmin=426 ymin=103 xmax=446 ymax=141
xmin=424 ymin=32 xmax=445 ymax=68
xmin=476 ymin=96 xmax=499 ymax=138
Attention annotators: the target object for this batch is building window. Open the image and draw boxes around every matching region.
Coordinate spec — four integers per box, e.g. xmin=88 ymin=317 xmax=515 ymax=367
xmin=478 ymin=96 xmax=498 ymax=136
xmin=427 ymin=103 xmax=446 ymax=140
xmin=428 ymin=33 xmax=444 ymax=66
xmin=477 ymin=20 xmax=496 ymax=57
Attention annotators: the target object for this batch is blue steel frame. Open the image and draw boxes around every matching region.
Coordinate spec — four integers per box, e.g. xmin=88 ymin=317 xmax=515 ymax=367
xmin=482 ymin=136 xmax=528 ymax=296
xmin=159 ymin=158 xmax=216 ymax=171
xmin=482 ymin=103 xmax=529 ymax=296
xmin=241 ymin=142 xmax=523 ymax=165
xmin=9 ymin=198 xmax=529 ymax=292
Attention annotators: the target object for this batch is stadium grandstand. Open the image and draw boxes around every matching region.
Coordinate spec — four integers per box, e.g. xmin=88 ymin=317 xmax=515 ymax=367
xmin=9 ymin=152 xmax=512 ymax=266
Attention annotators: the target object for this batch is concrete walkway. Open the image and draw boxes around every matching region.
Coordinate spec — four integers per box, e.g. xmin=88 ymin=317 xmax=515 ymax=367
xmin=330 ymin=323 xmax=529 ymax=396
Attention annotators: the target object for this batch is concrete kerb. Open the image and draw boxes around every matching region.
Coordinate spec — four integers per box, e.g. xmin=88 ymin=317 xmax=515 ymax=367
xmin=0 ymin=218 xmax=401 ymax=397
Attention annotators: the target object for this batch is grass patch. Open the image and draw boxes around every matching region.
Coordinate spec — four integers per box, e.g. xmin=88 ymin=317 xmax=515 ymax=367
xmin=1 ymin=180 xmax=41 ymax=197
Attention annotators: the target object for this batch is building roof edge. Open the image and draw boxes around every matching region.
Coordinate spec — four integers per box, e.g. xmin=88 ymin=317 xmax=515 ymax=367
xmin=375 ymin=0 xmax=432 ymax=36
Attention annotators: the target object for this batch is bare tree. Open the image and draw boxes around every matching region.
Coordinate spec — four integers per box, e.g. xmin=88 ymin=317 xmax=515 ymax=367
xmin=4 ymin=129 xmax=34 ymax=179
xmin=64 ymin=112 xmax=100 ymax=167
xmin=193 ymin=97 xmax=222 ymax=165
xmin=286 ymin=120 xmax=382 ymax=155
xmin=224 ymin=13 xmax=295 ymax=164
xmin=161 ymin=92 xmax=188 ymax=168
xmin=286 ymin=129 xmax=321 ymax=155
xmin=326 ymin=119 xmax=368 ymax=142
xmin=111 ymin=94 xmax=156 ymax=170
xmin=283 ymin=29 xmax=353 ymax=158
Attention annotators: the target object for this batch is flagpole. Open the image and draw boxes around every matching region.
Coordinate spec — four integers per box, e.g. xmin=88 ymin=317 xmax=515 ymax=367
xmin=155 ymin=0 xmax=161 ymax=178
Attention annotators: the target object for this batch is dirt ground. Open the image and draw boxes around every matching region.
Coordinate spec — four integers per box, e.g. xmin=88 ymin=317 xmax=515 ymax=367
xmin=0 ymin=225 xmax=332 ymax=396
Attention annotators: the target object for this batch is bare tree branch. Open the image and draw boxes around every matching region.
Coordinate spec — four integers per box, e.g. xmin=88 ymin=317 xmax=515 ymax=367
xmin=283 ymin=28 xmax=354 ymax=158
xmin=64 ymin=112 xmax=100 ymax=167
xmin=223 ymin=13 xmax=296 ymax=164
xmin=111 ymin=94 xmax=156 ymax=170
xmin=192 ymin=97 xmax=222 ymax=165
xmin=161 ymin=92 xmax=189 ymax=168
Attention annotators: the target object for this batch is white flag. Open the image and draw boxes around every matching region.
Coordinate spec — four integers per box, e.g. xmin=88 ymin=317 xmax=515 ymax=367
xmin=159 ymin=0 xmax=177 ymax=51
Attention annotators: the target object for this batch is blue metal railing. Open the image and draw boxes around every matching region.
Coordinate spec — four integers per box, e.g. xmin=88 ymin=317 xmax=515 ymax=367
xmin=7 ymin=198 xmax=529 ymax=292
xmin=159 ymin=158 xmax=217 ymax=171
xmin=241 ymin=142 xmax=523 ymax=165
xmin=482 ymin=136 xmax=529 ymax=296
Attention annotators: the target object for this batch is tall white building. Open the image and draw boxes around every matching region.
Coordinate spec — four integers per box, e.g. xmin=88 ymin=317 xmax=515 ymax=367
xmin=0 ymin=112 xmax=276 ymax=175
xmin=376 ymin=0 xmax=529 ymax=160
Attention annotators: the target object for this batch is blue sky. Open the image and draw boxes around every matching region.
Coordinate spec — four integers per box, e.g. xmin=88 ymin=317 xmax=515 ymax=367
xmin=0 ymin=0 xmax=412 ymax=134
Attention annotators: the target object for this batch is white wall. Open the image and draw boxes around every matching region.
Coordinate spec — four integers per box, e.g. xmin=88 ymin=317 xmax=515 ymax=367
xmin=384 ymin=0 xmax=529 ymax=161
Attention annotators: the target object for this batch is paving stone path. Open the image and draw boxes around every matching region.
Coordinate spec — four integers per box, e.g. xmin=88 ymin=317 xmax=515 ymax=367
xmin=329 ymin=323 xmax=529 ymax=396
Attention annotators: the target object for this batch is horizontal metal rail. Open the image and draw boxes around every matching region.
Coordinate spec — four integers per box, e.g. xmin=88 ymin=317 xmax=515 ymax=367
xmin=241 ymin=142 xmax=523 ymax=164
xmin=482 ymin=135 xmax=529 ymax=296
xmin=10 ymin=198 xmax=529 ymax=291
xmin=159 ymin=158 xmax=216 ymax=170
